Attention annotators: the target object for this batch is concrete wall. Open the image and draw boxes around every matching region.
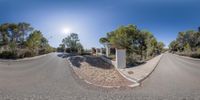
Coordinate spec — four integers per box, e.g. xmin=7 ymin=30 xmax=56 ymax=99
xmin=105 ymin=46 xmax=110 ymax=57
xmin=116 ymin=49 xmax=126 ymax=69
xmin=100 ymin=49 xmax=126 ymax=69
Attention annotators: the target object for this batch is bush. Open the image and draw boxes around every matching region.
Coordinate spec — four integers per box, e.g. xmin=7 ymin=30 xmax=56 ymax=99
xmin=39 ymin=49 xmax=46 ymax=55
xmin=0 ymin=51 xmax=17 ymax=59
xmin=190 ymin=52 xmax=200 ymax=58
xmin=80 ymin=52 xmax=91 ymax=55
xmin=24 ymin=51 xmax=35 ymax=57
xmin=177 ymin=51 xmax=200 ymax=58
xmin=91 ymin=48 xmax=96 ymax=54
xmin=110 ymin=48 xmax=116 ymax=55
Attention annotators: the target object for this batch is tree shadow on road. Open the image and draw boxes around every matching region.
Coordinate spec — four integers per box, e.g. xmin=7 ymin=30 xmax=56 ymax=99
xmin=84 ymin=56 xmax=113 ymax=69
xmin=58 ymin=54 xmax=114 ymax=69
xmin=57 ymin=53 xmax=76 ymax=58
xmin=126 ymin=61 xmax=147 ymax=68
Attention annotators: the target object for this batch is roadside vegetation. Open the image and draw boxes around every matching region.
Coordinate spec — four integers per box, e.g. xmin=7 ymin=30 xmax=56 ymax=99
xmin=0 ymin=22 xmax=55 ymax=59
xmin=58 ymin=33 xmax=84 ymax=54
xmin=169 ymin=28 xmax=200 ymax=58
xmin=99 ymin=25 xmax=165 ymax=66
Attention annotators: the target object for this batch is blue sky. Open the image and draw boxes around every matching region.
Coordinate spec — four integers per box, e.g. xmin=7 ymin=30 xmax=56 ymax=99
xmin=0 ymin=0 xmax=200 ymax=48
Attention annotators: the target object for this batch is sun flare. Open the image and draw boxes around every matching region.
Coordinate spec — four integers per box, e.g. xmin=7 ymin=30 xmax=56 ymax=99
xmin=62 ymin=28 xmax=71 ymax=34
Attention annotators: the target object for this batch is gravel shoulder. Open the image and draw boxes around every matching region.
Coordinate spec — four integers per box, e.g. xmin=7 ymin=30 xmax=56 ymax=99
xmin=67 ymin=55 xmax=136 ymax=88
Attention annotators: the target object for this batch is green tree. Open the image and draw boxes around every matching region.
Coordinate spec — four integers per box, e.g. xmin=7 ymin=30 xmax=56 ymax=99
xmin=176 ymin=32 xmax=186 ymax=52
xmin=169 ymin=40 xmax=178 ymax=52
xmin=106 ymin=25 xmax=140 ymax=57
xmin=99 ymin=24 xmax=164 ymax=63
xmin=157 ymin=42 xmax=165 ymax=54
xmin=0 ymin=22 xmax=53 ymax=58
xmin=62 ymin=33 xmax=83 ymax=53
xmin=57 ymin=44 xmax=65 ymax=52
xmin=40 ymin=37 xmax=48 ymax=48
xmin=99 ymin=37 xmax=109 ymax=47
xmin=184 ymin=43 xmax=192 ymax=54
xmin=18 ymin=22 xmax=33 ymax=43
xmin=0 ymin=23 xmax=10 ymax=46
xmin=76 ymin=43 xmax=84 ymax=54
xmin=8 ymin=23 xmax=20 ymax=42
xmin=144 ymin=32 xmax=156 ymax=58
xmin=26 ymin=30 xmax=43 ymax=55
xmin=170 ymin=28 xmax=200 ymax=54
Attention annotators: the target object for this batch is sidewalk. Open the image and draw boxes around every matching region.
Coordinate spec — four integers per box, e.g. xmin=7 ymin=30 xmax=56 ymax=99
xmin=118 ymin=54 xmax=163 ymax=83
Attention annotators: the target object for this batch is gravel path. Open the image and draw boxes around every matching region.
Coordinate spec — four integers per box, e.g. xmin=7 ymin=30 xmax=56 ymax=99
xmin=68 ymin=56 xmax=135 ymax=87
xmin=0 ymin=53 xmax=200 ymax=100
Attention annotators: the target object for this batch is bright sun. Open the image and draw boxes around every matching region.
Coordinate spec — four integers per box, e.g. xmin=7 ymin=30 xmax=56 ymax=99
xmin=62 ymin=28 xmax=71 ymax=34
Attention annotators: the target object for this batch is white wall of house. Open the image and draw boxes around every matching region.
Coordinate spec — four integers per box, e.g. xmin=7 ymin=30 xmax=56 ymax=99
xmin=101 ymin=48 xmax=126 ymax=69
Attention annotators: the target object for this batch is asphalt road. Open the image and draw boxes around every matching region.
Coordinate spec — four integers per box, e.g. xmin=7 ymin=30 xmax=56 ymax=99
xmin=0 ymin=53 xmax=200 ymax=100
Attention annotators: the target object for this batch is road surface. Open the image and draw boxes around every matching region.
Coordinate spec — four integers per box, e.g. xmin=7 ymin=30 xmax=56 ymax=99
xmin=0 ymin=53 xmax=200 ymax=100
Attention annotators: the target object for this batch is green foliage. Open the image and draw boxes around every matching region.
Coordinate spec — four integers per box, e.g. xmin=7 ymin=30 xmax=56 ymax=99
xmin=26 ymin=30 xmax=43 ymax=52
xmin=62 ymin=33 xmax=84 ymax=54
xmin=99 ymin=37 xmax=108 ymax=44
xmin=99 ymin=24 xmax=165 ymax=64
xmin=184 ymin=43 xmax=192 ymax=54
xmin=169 ymin=28 xmax=200 ymax=58
xmin=0 ymin=51 xmax=17 ymax=59
xmin=157 ymin=42 xmax=165 ymax=54
xmin=91 ymin=48 xmax=96 ymax=54
xmin=57 ymin=44 xmax=65 ymax=52
xmin=0 ymin=22 xmax=54 ymax=59
xmin=108 ymin=25 xmax=140 ymax=50
xmin=23 ymin=50 xmax=35 ymax=57
xmin=99 ymin=37 xmax=109 ymax=47
xmin=169 ymin=40 xmax=178 ymax=52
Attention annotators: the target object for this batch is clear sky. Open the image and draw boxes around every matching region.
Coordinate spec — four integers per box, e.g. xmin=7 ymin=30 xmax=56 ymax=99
xmin=1 ymin=0 xmax=200 ymax=48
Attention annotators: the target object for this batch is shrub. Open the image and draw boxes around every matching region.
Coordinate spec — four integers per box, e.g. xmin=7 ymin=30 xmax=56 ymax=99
xmin=24 ymin=50 xmax=35 ymax=57
xmin=80 ymin=52 xmax=91 ymax=55
xmin=110 ymin=48 xmax=116 ymax=55
xmin=177 ymin=51 xmax=200 ymax=58
xmin=0 ymin=51 xmax=17 ymax=59
xmin=39 ymin=49 xmax=46 ymax=55
xmin=190 ymin=52 xmax=200 ymax=58
xmin=91 ymin=48 xmax=96 ymax=54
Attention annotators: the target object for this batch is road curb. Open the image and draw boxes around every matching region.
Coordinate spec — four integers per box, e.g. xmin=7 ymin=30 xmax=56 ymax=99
xmin=117 ymin=69 xmax=140 ymax=88
xmin=173 ymin=53 xmax=200 ymax=61
xmin=137 ymin=54 xmax=163 ymax=83
xmin=116 ymin=68 xmax=139 ymax=83
xmin=66 ymin=57 xmax=137 ymax=89
xmin=117 ymin=54 xmax=163 ymax=87
xmin=0 ymin=53 xmax=51 ymax=62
